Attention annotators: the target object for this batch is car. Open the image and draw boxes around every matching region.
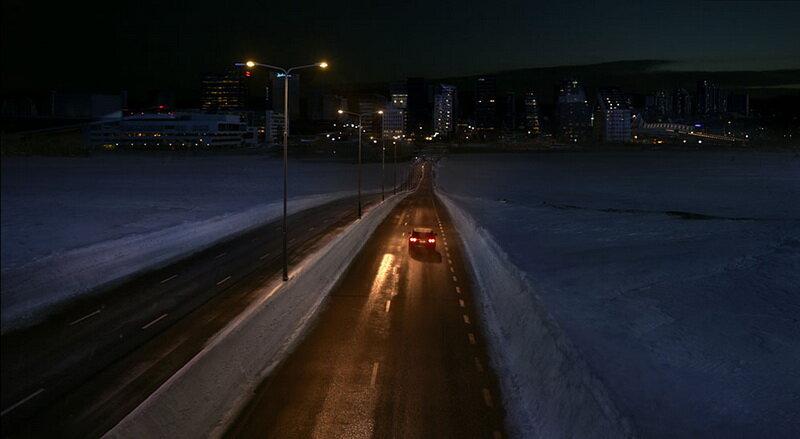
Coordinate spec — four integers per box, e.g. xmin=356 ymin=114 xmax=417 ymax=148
xmin=409 ymin=227 xmax=437 ymax=251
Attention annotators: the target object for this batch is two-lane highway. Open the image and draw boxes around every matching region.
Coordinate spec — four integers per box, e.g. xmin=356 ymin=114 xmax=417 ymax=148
xmin=1 ymin=192 xmax=385 ymax=438
xmin=226 ymin=162 xmax=506 ymax=438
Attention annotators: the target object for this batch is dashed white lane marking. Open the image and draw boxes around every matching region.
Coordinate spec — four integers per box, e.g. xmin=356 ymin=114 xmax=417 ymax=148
xmin=455 ymin=286 xmax=462 ymax=294
xmin=452 ymin=275 xmax=458 ymax=282
xmin=68 ymin=309 xmax=101 ymax=326
xmin=216 ymin=275 xmax=231 ymax=285
xmin=483 ymin=388 xmax=494 ymax=408
xmin=159 ymin=274 xmax=178 ymax=284
xmin=385 ymin=300 xmax=392 ymax=312
xmin=215 ymin=252 xmax=227 ymax=259
xmin=448 ymin=258 xmax=453 ymax=264
xmin=463 ymin=314 xmax=471 ymax=324
xmin=370 ymin=362 xmax=380 ymax=387
xmin=1 ymin=388 xmax=45 ymax=417
xmin=467 ymin=333 xmax=476 ymax=345
xmin=459 ymin=299 xmax=465 ymax=308
xmin=142 ymin=313 xmax=168 ymax=329
xmin=450 ymin=266 xmax=455 ymax=273
xmin=474 ymin=356 xmax=484 ymax=372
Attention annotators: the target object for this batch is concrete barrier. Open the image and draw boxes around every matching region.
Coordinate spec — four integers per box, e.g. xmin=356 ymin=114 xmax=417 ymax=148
xmin=104 ymin=192 xmax=408 ymax=439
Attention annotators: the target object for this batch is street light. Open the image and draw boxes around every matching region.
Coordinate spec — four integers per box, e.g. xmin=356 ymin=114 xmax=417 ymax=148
xmin=338 ymin=109 xmax=364 ymax=219
xmin=377 ymin=110 xmax=385 ymax=202
xmin=236 ymin=59 xmax=328 ymax=281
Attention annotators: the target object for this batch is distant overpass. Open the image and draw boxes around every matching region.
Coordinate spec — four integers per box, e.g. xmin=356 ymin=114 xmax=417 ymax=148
xmin=637 ymin=122 xmax=747 ymax=143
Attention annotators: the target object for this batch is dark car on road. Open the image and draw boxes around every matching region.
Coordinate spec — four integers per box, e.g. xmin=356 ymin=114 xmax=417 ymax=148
xmin=409 ymin=227 xmax=437 ymax=251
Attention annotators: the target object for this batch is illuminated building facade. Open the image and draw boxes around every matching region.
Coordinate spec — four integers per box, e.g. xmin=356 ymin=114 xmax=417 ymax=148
xmin=92 ymin=112 xmax=256 ymax=149
xmin=201 ymin=68 xmax=249 ymax=112
xmin=555 ymin=79 xmax=590 ymax=142
xmin=382 ymin=106 xmax=405 ymax=139
xmin=390 ymin=81 xmax=408 ymax=109
xmin=594 ymin=88 xmax=632 ymax=143
xmin=475 ymin=75 xmax=497 ymax=134
xmin=433 ymin=84 xmax=456 ymax=136
xmin=524 ymin=91 xmax=541 ymax=136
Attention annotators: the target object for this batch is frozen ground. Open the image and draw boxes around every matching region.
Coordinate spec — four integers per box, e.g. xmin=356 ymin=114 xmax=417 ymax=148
xmin=1 ymin=154 xmax=395 ymax=332
xmin=437 ymin=151 xmax=800 ymax=438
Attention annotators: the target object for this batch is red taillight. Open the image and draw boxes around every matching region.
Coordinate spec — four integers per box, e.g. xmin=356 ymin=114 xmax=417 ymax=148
xmin=428 ymin=238 xmax=435 ymax=243
xmin=409 ymin=237 xmax=418 ymax=242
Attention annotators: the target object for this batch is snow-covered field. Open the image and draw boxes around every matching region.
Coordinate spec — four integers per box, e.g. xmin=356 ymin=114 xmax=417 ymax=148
xmin=437 ymin=151 xmax=800 ymax=438
xmin=1 ymin=154 xmax=395 ymax=332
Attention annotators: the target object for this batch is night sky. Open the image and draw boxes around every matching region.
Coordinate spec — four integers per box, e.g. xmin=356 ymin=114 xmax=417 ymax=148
xmin=2 ymin=0 xmax=799 ymax=96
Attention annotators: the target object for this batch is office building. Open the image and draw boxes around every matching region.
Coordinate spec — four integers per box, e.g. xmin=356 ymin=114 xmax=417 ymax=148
xmin=502 ymin=92 xmax=516 ymax=135
xmin=406 ymin=77 xmax=432 ymax=137
xmin=555 ymin=79 xmax=590 ymax=142
xmin=92 ymin=112 xmax=257 ymax=149
xmin=382 ymin=106 xmax=405 ymax=139
xmin=270 ymin=72 xmax=301 ymax=119
xmin=475 ymin=75 xmax=497 ymax=135
xmin=672 ymin=88 xmax=692 ymax=121
xmin=359 ymin=94 xmax=388 ymax=138
xmin=594 ymin=88 xmax=632 ymax=143
xmin=696 ymin=80 xmax=726 ymax=116
xmin=433 ymin=84 xmax=457 ymax=137
xmin=524 ymin=91 xmax=541 ymax=136
xmin=390 ymin=81 xmax=408 ymax=109
xmin=201 ymin=68 xmax=249 ymax=112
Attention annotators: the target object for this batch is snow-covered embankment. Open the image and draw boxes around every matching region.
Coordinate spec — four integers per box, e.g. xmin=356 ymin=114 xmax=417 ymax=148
xmin=437 ymin=190 xmax=636 ymax=439
xmin=103 ymin=192 xmax=408 ymax=439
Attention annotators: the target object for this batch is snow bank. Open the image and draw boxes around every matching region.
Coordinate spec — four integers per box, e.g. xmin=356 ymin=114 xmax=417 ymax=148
xmin=2 ymin=155 xmax=398 ymax=333
xmin=437 ymin=190 xmax=636 ymax=439
xmin=102 ymin=192 xmax=408 ymax=439
xmin=436 ymin=152 xmax=800 ymax=438
xmin=1 ymin=192 xmax=345 ymax=333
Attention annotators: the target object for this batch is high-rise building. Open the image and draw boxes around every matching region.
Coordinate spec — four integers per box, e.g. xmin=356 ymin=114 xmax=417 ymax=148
xmin=359 ymin=94 xmax=388 ymax=138
xmin=696 ymin=80 xmax=727 ymax=116
xmin=555 ymin=79 xmax=590 ymax=142
xmin=433 ymin=84 xmax=457 ymax=137
xmin=655 ymin=89 xmax=672 ymax=120
xmin=672 ymin=88 xmax=692 ymax=121
xmin=594 ymin=88 xmax=632 ymax=143
xmin=524 ymin=91 xmax=541 ymax=136
xmin=406 ymin=77 xmax=432 ymax=137
xmin=390 ymin=82 xmax=408 ymax=109
xmin=475 ymin=75 xmax=497 ymax=135
xmin=201 ymin=68 xmax=249 ymax=112
xmin=502 ymin=92 xmax=516 ymax=135
xmin=382 ymin=106 xmax=405 ymax=139
xmin=270 ymin=72 xmax=301 ymax=119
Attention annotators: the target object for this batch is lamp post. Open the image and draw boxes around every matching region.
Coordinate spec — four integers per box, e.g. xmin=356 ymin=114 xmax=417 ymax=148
xmin=337 ymin=109 xmax=364 ymax=219
xmin=236 ymin=60 xmax=328 ymax=281
xmin=378 ymin=110 xmax=385 ymax=202
xmin=393 ymin=136 xmax=398 ymax=194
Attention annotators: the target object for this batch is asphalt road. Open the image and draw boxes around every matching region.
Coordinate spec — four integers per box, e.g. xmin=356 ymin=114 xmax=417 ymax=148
xmin=226 ymin=162 xmax=507 ymax=438
xmin=1 ymin=191 xmax=385 ymax=438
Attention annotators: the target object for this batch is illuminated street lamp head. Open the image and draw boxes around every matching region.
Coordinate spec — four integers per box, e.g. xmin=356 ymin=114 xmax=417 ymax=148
xmin=318 ymin=62 xmax=329 ymax=69
xmin=377 ymin=110 xmax=384 ymax=115
xmin=337 ymin=109 xmax=344 ymax=114
xmin=245 ymin=61 xmax=256 ymax=68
